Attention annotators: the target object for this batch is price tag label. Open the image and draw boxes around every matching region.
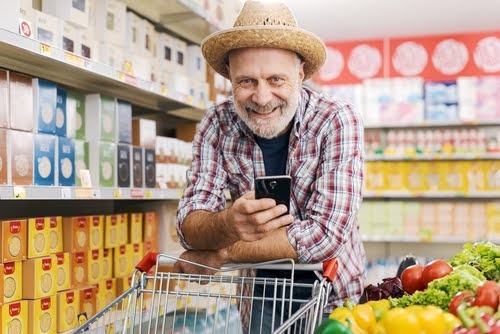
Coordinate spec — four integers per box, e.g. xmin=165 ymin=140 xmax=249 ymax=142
xmin=177 ymin=189 xmax=184 ymax=198
xmin=40 ymin=43 xmax=51 ymax=57
xmin=186 ymin=95 xmax=194 ymax=105
xmin=116 ymin=71 xmax=125 ymax=82
xmin=61 ymin=187 xmax=72 ymax=199
xmin=145 ymin=189 xmax=153 ymax=199
xmin=65 ymin=52 xmax=85 ymax=67
xmin=75 ymin=188 xmax=93 ymax=199
xmin=13 ymin=186 xmax=26 ymax=199
xmin=113 ymin=188 xmax=122 ymax=199
xmin=160 ymin=85 xmax=167 ymax=95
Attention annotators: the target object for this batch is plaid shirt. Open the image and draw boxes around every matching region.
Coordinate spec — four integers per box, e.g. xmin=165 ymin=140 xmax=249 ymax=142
xmin=177 ymin=86 xmax=366 ymax=307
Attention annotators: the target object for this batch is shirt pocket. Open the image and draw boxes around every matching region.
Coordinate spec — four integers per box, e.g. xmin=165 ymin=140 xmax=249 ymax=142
xmin=223 ymin=155 xmax=254 ymax=192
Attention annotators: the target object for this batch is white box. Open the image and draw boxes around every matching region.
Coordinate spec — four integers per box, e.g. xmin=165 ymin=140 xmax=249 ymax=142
xmin=33 ymin=78 xmax=57 ymax=134
xmin=98 ymin=42 xmax=125 ymax=70
xmin=78 ymin=25 xmax=96 ymax=60
xmin=144 ymin=20 xmax=157 ymax=58
xmin=19 ymin=0 xmax=35 ymax=38
xmin=74 ymin=139 xmax=89 ymax=187
xmin=66 ymin=90 xmax=86 ymax=139
xmin=156 ymin=33 xmax=176 ymax=72
xmin=186 ymin=45 xmax=206 ymax=82
xmin=90 ymin=0 xmax=126 ymax=47
xmin=130 ymin=54 xmax=152 ymax=81
xmin=173 ymin=37 xmax=188 ymax=74
xmin=0 ymin=0 xmax=20 ymax=33
xmin=61 ymin=20 xmax=80 ymax=53
xmin=85 ymin=94 xmax=117 ymax=143
xmin=89 ymin=141 xmax=116 ymax=187
xmin=34 ymin=10 xmax=62 ymax=48
xmin=0 ymin=70 xmax=8 ymax=129
xmin=42 ymin=0 xmax=90 ymax=28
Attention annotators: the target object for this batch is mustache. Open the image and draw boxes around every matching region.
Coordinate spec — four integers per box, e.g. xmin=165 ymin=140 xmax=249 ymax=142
xmin=240 ymin=99 xmax=287 ymax=114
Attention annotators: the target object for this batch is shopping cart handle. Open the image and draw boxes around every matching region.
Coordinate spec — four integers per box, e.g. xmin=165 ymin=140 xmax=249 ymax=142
xmin=323 ymin=258 xmax=338 ymax=282
xmin=136 ymin=252 xmax=159 ymax=272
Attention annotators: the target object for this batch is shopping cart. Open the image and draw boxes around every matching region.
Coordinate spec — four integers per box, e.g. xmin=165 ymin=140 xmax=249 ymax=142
xmin=73 ymin=252 xmax=338 ymax=334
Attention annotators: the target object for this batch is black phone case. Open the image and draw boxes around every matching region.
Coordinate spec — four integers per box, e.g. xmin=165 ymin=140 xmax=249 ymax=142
xmin=255 ymin=176 xmax=291 ymax=213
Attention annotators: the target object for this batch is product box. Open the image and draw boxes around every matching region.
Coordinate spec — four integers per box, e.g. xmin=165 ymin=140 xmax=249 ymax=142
xmin=97 ymin=41 xmax=125 ymax=70
xmin=0 ymin=70 xmax=8 ymax=128
xmin=66 ymin=90 xmax=86 ymax=139
xmin=34 ymin=10 xmax=62 ymax=48
xmin=27 ymin=217 xmax=51 ymax=259
xmin=144 ymin=148 xmax=156 ymax=188
xmin=118 ymin=213 xmax=128 ymax=246
xmin=85 ymin=94 xmax=116 ymax=142
xmin=33 ymin=78 xmax=57 ymax=134
xmin=55 ymin=252 xmax=71 ymax=292
xmin=3 ymin=261 xmax=23 ymax=303
xmin=33 ymin=133 xmax=56 ymax=186
xmin=48 ymin=216 xmax=63 ymax=254
xmin=0 ymin=129 xmax=8 ymax=184
xmin=42 ymin=0 xmax=90 ymax=28
xmin=143 ymin=211 xmax=158 ymax=254
xmin=78 ymin=285 xmax=96 ymax=319
xmin=8 ymin=133 xmax=33 ymax=190
xmin=156 ymin=32 xmax=175 ymax=72
xmin=27 ymin=296 xmax=56 ymax=334
xmin=89 ymin=141 xmax=116 ymax=187
xmin=71 ymin=251 xmax=88 ymax=287
xmin=132 ymin=118 xmax=156 ymax=149
xmin=9 ymin=72 xmax=33 ymax=132
xmin=172 ymin=36 xmax=187 ymax=74
xmin=132 ymin=146 xmax=144 ymax=188
xmin=91 ymin=0 xmax=126 ymax=47
xmin=117 ymin=100 xmax=132 ymax=144
xmin=113 ymin=245 xmax=128 ymax=278
xmin=117 ymin=144 xmax=131 ymax=188
xmin=55 ymin=87 xmax=67 ymax=137
xmin=19 ymin=0 xmax=35 ymax=38
xmin=130 ymin=243 xmax=143 ymax=273
xmin=61 ymin=20 xmax=80 ymax=53
xmin=0 ymin=0 xmax=20 ymax=33
xmin=95 ymin=278 xmax=116 ymax=311
xmin=1 ymin=219 xmax=27 ymax=262
xmin=129 ymin=212 xmax=143 ymax=244
xmin=441 ymin=161 xmax=467 ymax=193
xmin=87 ymin=249 xmax=102 ymax=284
xmin=22 ymin=255 xmax=57 ymax=299
xmin=63 ymin=216 xmax=90 ymax=253
xmin=89 ymin=215 xmax=103 ymax=250
xmin=101 ymin=248 xmax=112 ymax=280
xmin=104 ymin=215 xmax=119 ymax=249
xmin=186 ymin=44 xmax=206 ymax=82
xmin=485 ymin=161 xmax=500 ymax=192
xmin=79 ymin=23 xmax=95 ymax=59
xmin=57 ymin=136 xmax=75 ymax=186
xmin=74 ymin=139 xmax=89 ymax=187
xmin=0 ymin=300 xmax=28 ymax=334
xmin=57 ymin=290 xmax=80 ymax=332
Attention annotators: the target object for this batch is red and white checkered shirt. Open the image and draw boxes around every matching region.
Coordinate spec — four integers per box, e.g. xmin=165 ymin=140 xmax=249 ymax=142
xmin=177 ymin=87 xmax=367 ymax=308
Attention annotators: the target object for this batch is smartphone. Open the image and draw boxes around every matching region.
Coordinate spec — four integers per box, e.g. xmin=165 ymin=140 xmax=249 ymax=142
xmin=254 ymin=175 xmax=291 ymax=213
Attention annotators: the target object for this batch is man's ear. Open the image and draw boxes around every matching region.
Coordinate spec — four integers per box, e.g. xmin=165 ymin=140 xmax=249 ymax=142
xmin=298 ymin=61 xmax=305 ymax=82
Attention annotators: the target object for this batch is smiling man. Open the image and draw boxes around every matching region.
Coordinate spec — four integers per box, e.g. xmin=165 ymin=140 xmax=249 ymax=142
xmin=175 ymin=1 xmax=366 ymax=333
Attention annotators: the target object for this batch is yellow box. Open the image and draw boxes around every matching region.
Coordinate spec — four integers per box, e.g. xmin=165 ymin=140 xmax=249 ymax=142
xmin=55 ymin=252 xmax=71 ymax=292
xmin=47 ymin=216 xmax=63 ymax=254
xmin=89 ymin=215 xmax=104 ymax=250
xmin=404 ymin=161 xmax=426 ymax=193
xmin=63 ymin=216 xmax=90 ymax=252
xmin=87 ymin=249 xmax=103 ymax=285
xmin=71 ymin=251 xmax=88 ymax=288
xmin=77 ymin=286 xmax=97 ymax=320
xmin=27 ymin=217 xmax=51 ymax=259
xmin=1 ymin=219 xmax=27 ymax=262
xmin=113 ymin=245 xmax=128 ymax=278
xmin=485 ymin=161 xmax=500 ymax=191
xmin=130 ymin=243 xmax=143 ymax=273
xmin=104 ymin=215 xmax=119 ymax=249
xmin=22 ymin=255 xmax=57 ymax=299
xmin=102 ymin=248 xmax=113 ymax=280
xmin=118 ymin=213 xmax=128 ymax=246
xmin=3 ymin=261 xmax=22 ymax=303
xmin=440 ymin=161 xmax=467 ymax=193
xmin=129 ymin=212 xmax=143 ymax=244
xmin=467 ymin=161 xmax=487 ymax=193
xmin=0 ymin=300 xmax=28 ymax=334
xmin=27 ymin=296 xmax=56 ymax=334
xmin=364 ymin=161 xmax=385 ymax=192
xmin=423 ymin=161 xmax=441 ymax=192
xmin=96 ymin=279 xmax=116 ymax=312
xmin=57 ymin=290 xmax=80 ymax=332
xmin=115 ymin=276 xmax=132 ymax=296
xmin=143 ymin=211 xmax=158 ymax=254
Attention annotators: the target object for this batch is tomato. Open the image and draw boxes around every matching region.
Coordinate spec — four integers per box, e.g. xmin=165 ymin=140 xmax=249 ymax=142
xmin=421 ymin=259 xmax=453 ymax=288
xmin=401 ymin=264 xmax=426 ymax=294
xmin=471 ymin=280 xmax=500 ymax=311
xmin=449 ymin=290 xmax=474 ymax=316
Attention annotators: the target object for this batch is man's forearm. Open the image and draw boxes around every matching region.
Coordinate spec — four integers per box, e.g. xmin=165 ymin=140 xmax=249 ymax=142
xmin=182 ymin=209 xmax=238 ymax=250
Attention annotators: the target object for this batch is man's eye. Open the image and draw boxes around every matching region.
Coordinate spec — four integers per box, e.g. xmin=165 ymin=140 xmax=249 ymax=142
xmin=240 ymin=79 xmax=253 ymax=85
xmin=270 ymin=77 xmax=284 ymax=84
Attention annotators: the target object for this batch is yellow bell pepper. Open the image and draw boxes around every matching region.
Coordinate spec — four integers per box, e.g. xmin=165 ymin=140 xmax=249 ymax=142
xmin=328 ymin=306 xmax=368 ymax=334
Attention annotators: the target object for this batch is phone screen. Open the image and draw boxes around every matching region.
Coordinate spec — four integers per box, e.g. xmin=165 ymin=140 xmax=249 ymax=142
xmin=254 ymin=175 xmax=291 ymax=213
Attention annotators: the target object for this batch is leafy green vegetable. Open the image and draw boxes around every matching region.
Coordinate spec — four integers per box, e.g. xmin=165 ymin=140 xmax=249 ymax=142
xmin=448 ymin=241 xmax=500 ymax=281
xmin=389 ymin=264 xmax=485 ymax=310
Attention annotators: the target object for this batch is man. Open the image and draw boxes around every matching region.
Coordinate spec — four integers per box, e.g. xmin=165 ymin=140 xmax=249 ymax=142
xmin=175 ymin=0 xmax=366 ymax=332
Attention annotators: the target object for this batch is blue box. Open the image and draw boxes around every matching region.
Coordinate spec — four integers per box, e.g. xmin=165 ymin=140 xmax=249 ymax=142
xmin=33 ymin=78 xmax=57 ymax=134
xmin=33 ymin=133 xmax=56 ymax=186
xmin=58 ymin=136 xmax=75 ymax=186
xmin=56 ymin=87 xmax=67 ymax=137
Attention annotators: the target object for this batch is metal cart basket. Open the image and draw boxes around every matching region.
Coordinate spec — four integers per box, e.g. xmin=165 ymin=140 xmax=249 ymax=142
xmin=73 ymin=252 xmax=338 ymax=334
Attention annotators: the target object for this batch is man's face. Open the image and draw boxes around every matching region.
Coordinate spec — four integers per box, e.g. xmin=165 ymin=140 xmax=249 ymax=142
xmin=228 ymin=48 xmax=305 ymax=139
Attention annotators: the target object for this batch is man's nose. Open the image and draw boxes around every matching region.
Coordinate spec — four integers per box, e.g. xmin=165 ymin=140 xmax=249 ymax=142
xmin=252 ymin=84 xmax=273 ymax=106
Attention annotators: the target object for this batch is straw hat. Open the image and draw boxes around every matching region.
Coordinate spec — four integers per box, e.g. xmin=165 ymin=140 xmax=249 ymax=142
xmin=201 ymin=0 xmax=326 ymax=80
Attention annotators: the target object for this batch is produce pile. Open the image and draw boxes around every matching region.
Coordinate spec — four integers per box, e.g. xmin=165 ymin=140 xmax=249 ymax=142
xmin=315 ymin=241 xmax=500 ymax=334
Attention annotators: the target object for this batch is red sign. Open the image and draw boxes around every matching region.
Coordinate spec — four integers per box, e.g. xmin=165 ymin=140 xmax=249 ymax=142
xmin=314 ymin=39 xmax=386 ymax=85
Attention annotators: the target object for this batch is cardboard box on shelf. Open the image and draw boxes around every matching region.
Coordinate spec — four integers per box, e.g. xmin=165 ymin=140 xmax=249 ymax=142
xmin=55 ymin=252 xmax=71 ymax=292
xmin=55 ymin=87 xmax=67 ymax=137
xmin=95 ymin=278 xmax=116 ymax=311
xmin=63 ymin=216 xmax=90 ymax=253
xmin=129 ymin=212 xmax=143 ymax=244
xmin=0 ymin=129 xmax=8 ymax=185
xmin=42 ymin=0 xmax=90 ymax=28
xmin=0 ymin=0 xmax=20 ymax=33
xmin=118 ymin=213 xmax=128 ymax=246
xmin=66 ymin=90 xmax=86 ymax=140
xmin=71 ymin=251 xmax=88 ymax=288
xmin=27 ymin=217 xmax=51 ymax=258
xmin=56 ymin=289 xmax=80 ymax=332
xmin=132 ymin=146 xmax=144 ymax=188
xmin=89 ymin=141 xmax=116 ymax=188
xmin=33 ymin=133 xmax=56 ymax=186
xmin=60 ymin=19 xmax=80 ymax=53
xmin=57 ymin=136 xmax=75 ymax=186
xmin=1 ymin=219 xmax=27 ymax=262
xmin=9 ymin=130 xmax=34 ymax=186
xmin=34 ymin=9 xmax=62 ymax=48
xmin=143 ymin=211 xmax=158 ymax=254
xmin=117 ymin=100 xmax=132 ymax=144
xmin=485 ymin=161 xmax=500 ymax=192
xmin=156 ymin=33 xmax=176 ymax=73
xmin=87 ymin=249 xmax=102 ymax=285
xmin=104 ymin=215 xmax=119 ymax=249
xmin=113 ymin=245 xmax=128 ymax=278
xmin=132 ymin=118 xmax=156 ymax=149
xmin=0 ymin=300 xmax=28 ymax=334
xmin=90 ymin=0 xmax=126 ymax=47
xmin=101 ymin=248 xmax=112 ymax=280
xmin=116 ymin=144 xmax=131 ymax=188
xmin=47 ymin=216 xmax=63 ymax=254
xmin=27 ymin=296 xmax=56 ymax=334
xmin=88 ymin=215 xmax=103 ymax=250
xmin=85 ymin=94 xmax=116 ymax=143
xmin=22 ymin=255 xmax=57 ymax=299
xmin=144 ymin=148 xmax=156 ymax=188
xmin=3 ymin=261 xmax=23 ymax=303
xmin=77 ymin=285 xmax=97 ymax=320
xmin=0 ymin=70 xmax=8 ymax=129
xmin=74 ymin=139 xmax=89 ymax=187
xmin=9 ymin=72 xmax=33 ymax=132
xmin=19 ymin=0 xmax=35 ymax=38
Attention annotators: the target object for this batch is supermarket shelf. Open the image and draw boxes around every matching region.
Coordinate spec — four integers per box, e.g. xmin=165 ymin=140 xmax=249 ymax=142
xmin=363 ymin=191 xmax=500 ymax=199
xmin=124 ymin=0 xmax=225 ymax=44
xmin=365 ymin=120 xmax=500 ymax=130
xmin=365 ymin=153 xmax=500 ymax=161
xmin=362 ymin=235 xmax=488 ymax=244
xmin=0 ymin=186 xmax=181 ymax=200
xmin=0 ymin=28 xmax=204 ymax=114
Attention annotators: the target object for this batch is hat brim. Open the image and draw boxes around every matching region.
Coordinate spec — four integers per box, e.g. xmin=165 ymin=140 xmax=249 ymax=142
xmin=201 ymin=26 xmax=326 ymax=80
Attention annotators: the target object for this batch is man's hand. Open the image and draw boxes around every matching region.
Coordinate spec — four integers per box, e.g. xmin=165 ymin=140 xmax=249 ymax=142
xmin=225 ymin=191 xmax=293 ymax=242
xmin=173 ymin=249 xmax=227 ymax=277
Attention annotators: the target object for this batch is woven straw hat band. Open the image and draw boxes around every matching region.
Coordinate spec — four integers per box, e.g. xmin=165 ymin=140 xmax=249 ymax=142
xmin=233 ymin=1 xmax=298 ymax=28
